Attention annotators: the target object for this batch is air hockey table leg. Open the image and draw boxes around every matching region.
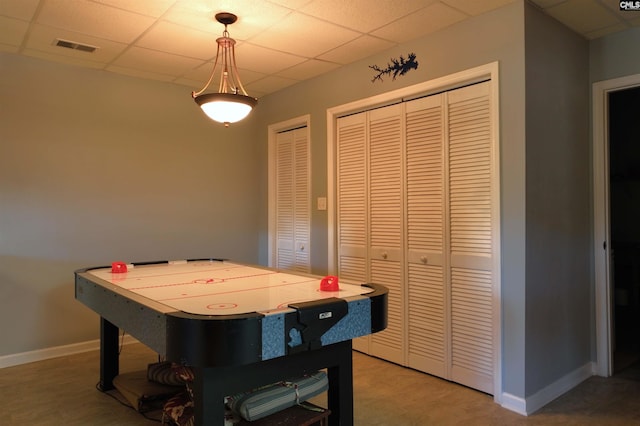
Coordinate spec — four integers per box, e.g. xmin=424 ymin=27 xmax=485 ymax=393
xmin=99 ymin=317 xmax=119 ymax=391
xmin=327 ymin=340 xmax=354 ymax=425
xmin=193 ymin=367 xmax=227 ymax=426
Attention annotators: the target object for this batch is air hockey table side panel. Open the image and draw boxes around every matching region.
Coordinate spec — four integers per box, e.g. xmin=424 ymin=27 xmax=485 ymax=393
xmin=76 ymin=270 xmax=266 ymax=366
xmin=75 ymin=272 xmax=170 ymax=355
xmin=163 ymin=292 xmax=382 ymax=366
xmin=262 ymin=281 xmax=388 ymax=360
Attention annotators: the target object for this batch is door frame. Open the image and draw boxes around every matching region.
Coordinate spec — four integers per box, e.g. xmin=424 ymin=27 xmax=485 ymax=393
xmin=267 ymin=115 xmax=311 ymax=268
xmin=326 ymin=62 xmax=502 ymax=401
xmin=592 ymin=73 xmax=640 ymax=377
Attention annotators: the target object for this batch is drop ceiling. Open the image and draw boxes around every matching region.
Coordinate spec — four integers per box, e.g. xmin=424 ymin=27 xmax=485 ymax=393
xmin=1 ymin=0 xmax=639 ymax=98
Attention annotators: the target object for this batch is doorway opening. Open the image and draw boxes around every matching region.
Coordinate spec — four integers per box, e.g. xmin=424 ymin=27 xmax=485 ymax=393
xmin=609 ymin=86 xmax=640 ymax=373
xmin=593 ymin=74 xmax=640 ymax=377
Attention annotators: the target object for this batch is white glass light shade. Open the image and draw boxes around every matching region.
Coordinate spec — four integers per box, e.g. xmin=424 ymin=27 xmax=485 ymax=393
xmin=194 ymin=93 xmax=257 ymax=125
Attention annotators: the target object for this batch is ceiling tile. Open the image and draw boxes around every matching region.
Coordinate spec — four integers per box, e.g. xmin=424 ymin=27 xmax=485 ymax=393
xmin=245 ymin=74 xmax=299 ymax=94
xmin=278 ymin=58 xmax=341 ymax=80
xmin=233 ymin=43 xmax=307 ymax=74
xmin=37 ymin=0 xmax=156 ymax=44
xmin=105 ymin=64 xmax=179 ymax=83
xmin=217 ymin=1 xmax=296 ymax=39
xmin=173 ymin=75 xmax=206 ymax=89
xmin=93 ymin=0 xmax=178 ymax=18
xmin=299 ymin=0 xmax=436 ymax=33
xmin=22 ymin=48 xmax=108 ymax=69
xmin=372 ymin=2 xmax=467 ymax=43
xmin=111 ymin=46 xmax=203 ymax=75
xmin=529 ymin=0 xmax=565 ymax=7
xmin=584 ymin=22 xmax=629 ymax=40
xmin=162 ymin=0 xmax=293 ymax=41
xmin=0 ymin=0 xmax=40 ymax=21
xmin=265 ymin=0 xmax=314 ymax=9
xmin=599 ymin=0 xmax=640 ymax=22
xmin=442 ymin=0 xmax=515 ymax=16
xmin=0 ymin=44 xmax=20 ymax=54
xmin=135 ymin=21 xmax=217 ymax=60
xmin=249 ymin=12 xmax=361 ymax=57
xmin=152 ymin=0 xmax=218 ymax=35
xmin=230 ymin=67 xmax=269 ymax=87
xmin=545 ymin=0 xmax=619 ymax=34
xmin=0 ymin=17 xmax=29 ymax=47
xmin=180 ymin=61 xmax=217 ymax=87
xmin=318 ymin=34 xmax=395 ymax=64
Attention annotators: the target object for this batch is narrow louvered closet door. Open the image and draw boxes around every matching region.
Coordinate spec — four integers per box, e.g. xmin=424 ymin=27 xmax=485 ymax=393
xmin=336 ymin=114 xmax=367 ymax=281
xmin=275 ymin=127 xmax=310 ymax=273
xmin=446 ymin=81 xmax=493 ymax=394
xmin=292 ymin=129 xmax=311 ymax=271
xmin=336 ymin=113 xmax=369 ymax=352
xmin=405 ymin=95 xmax=447 ymax=376
xmin=368 ymin=104 xmax=405 ymax=364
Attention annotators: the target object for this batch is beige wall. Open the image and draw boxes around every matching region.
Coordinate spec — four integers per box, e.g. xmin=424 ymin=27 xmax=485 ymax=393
xmin=590 ymin=26 xmax=640 ymax=83
xmin=523 ymin=4 xmax=591 ymax=396
xmin=0 ymin=53 xmax=262 ymax=356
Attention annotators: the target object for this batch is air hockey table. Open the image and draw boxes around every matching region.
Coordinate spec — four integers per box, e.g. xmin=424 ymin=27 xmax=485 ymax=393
xmin=74 ymin=259 xmax=387 ymax=426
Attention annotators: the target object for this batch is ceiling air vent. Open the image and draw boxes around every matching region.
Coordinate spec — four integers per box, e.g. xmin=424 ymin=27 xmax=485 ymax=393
xmin=55 ymin=39 xmax=98 ymax=53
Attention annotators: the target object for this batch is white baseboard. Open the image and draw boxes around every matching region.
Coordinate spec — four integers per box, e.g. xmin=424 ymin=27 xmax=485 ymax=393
xmin=500 ymin=392 xmax=527 ymax=415
xmin=0 ymin=335 xmax=140 ymax=369
xmin=500 ymin=361 xmax=595 ymax=416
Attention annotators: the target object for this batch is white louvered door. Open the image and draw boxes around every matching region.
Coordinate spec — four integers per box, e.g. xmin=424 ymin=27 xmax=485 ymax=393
xmin=337 ymin=106 xmax=405 ymax=362
xmin=405 ymin=94 xmax=447 ymax=377
xmin=336 ymin=114 xmax=369 ymax=353
xmin=447 ymin=82 xmax=493 ymax=394
xmin=337 ymin=114 xmax=367 ymax=282
xmin=368 ymin=105 xmax=405 ymax=364
xmin=275 ymin=127 xmax=310 ymax=273
xmin=404 ymin=82 xmax=494 ymax=393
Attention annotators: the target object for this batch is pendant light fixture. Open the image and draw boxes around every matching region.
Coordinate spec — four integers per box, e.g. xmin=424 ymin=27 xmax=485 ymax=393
xmin=192 ymin=12 xmax=257 ymax=127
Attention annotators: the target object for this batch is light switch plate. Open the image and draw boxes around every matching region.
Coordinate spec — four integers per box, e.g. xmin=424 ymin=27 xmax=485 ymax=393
xmin=317 ymin=197 xmax=327 ymax=210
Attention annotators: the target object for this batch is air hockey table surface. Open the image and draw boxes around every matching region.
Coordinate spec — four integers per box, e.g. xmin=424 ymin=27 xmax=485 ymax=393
xmin=84 ymin=258 xmax=376 ymax=315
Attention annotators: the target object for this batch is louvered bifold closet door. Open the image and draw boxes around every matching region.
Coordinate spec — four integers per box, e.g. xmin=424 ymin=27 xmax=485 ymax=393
xmin=447 ymin=81 xmax=494 ymax=394
xmin=275 ymin=128 xmax=310 ymax=273
xmin=293 ymin=128 xmax=311 ymax=272
xmin=336 ymin=113 xmax=369 ymax=353
xmin=337 ymin=114 xmax=367 ymax=282
xmin=276 ymin=130 xmax=295 ymax=270
xmin=368 ymin=104 xmax=405 ymax=364
xmin=405 ymin=95 xmax=447 ymax=377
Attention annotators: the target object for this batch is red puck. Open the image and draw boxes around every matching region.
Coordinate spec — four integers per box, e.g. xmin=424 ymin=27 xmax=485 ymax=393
xmin=320 ymin=275 xmax=339 ymax=292
xmin=111 ymin=261 xmax=128 ymax=273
